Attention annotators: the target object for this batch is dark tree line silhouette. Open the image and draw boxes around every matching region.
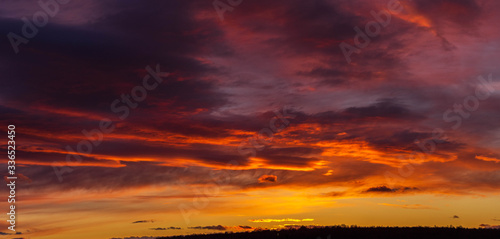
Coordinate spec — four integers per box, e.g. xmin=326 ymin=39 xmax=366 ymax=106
xmin=157 ymin=226 xmax=500 ymax=239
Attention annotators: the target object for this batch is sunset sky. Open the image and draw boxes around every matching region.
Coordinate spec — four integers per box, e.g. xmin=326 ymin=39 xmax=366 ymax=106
xmin=1 ymin=0 xmax=500 ymax=238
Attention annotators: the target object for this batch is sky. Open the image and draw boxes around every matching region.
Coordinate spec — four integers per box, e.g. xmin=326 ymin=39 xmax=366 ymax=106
xmin=1 ymin=0 xmax=500 ymax=238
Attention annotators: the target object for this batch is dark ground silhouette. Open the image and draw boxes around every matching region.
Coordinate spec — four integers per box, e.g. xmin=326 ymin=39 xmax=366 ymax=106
xmin=157 ymin=226 xmax=500 ymax=239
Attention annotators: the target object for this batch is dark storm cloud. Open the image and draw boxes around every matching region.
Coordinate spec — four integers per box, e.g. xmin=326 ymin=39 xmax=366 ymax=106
xmin=0 ymin=0 xmax=230 ymax=119
xmin=0 ymin=0 xmax=429 ymax=185
xmin=0 ymin=0 xmax=498 ymax=212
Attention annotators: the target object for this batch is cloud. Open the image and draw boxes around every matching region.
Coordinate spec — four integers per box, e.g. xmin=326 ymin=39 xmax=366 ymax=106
xmin=249 ymin=218 xmax=314 ymax=223
xmin=453 ymin=215 xmax=460 ymax=219
xmin=479 ymin=224 xmax=500 ymax=229
xmin=187 ymin=225 xmax=257 ymax=231
xmin=364 ymin=186 xmax=398 ymax=193
xmin=188 ymin=225 xmax=227 ymax=231
xmin=149 ymin=227 xmax=181 ymax=230
xmin=238 ymin=226 xmax=254 ymax=230
xmin=363 ymin=186 xmax=420 ymax=194
xmin=258 ymin=175 xmax=278 ymax=183
xmin=402 ymin=187 xmax=420 ymax=192
xmin=132 ymin=220 xmax=154 ymax=224
xmin=1 ymin=1 xmax=500 ymax=237
xmin=476 ymin=155 xmax=500 ymax=163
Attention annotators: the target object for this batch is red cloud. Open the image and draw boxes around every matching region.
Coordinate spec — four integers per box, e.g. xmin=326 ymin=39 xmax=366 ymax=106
xmin=258 ymin=175 xmax=277 ymax=183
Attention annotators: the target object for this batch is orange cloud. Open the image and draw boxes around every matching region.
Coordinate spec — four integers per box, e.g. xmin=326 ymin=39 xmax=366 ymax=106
xmin=475 ymin=155 xmax=500 ymax=163
xmin=258 ymin=175 xmax=277 ymax=183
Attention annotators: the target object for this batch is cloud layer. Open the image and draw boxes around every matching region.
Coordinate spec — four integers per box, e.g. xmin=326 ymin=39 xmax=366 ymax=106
xmin=1 ymin=0 xmax=500 ymax=238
